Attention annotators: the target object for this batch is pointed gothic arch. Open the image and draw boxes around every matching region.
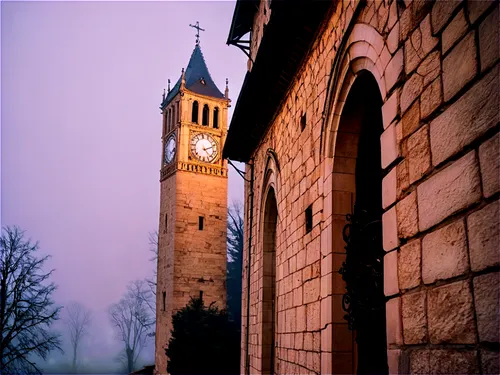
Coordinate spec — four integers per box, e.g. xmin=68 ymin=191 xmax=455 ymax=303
xmin=213 ymin=107 xmax=219 ymax=129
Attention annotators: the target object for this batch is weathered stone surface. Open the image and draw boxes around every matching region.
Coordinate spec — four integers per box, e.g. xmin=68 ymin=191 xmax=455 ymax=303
xmin=400 ymin=72 xmax=423 ymax=114
xmin=431 ymin=0 xmax=461 ymax=34
xmin=429 ymin=350 xmax=479 ymax=374
xmin=385 ymin=48 xmax=404 ymax=92
xmin=384 ymin=250 xmax=399 ymax=297
xmin=383 ymin=205 xmax=398 ymax=251
xmin=397 ymin=159 xmax=410 ymax=197
xmin=427 ymin=280 xmax=476 ymax=344
xmin=430 ymin=67 xmax=499 ymax=166
xmin=418 ymin=151 xmax=481 ymax=231
xmin=479 ymin=6 xmax=500 ymax=72
xmin=387 ymin=349 xmax=400 ymax=375
xmin=382 ymin=167 xmax=397 ymax=209
xmin=422 ymin=220 xmax=469 ymax=284
xmin=382 ymin=89 xmax=398 ymax=130
xmin=398 ymin=239 xmax=421 ymax=290
xmin=481 ymin=350 xmax=500 ymax=375
xmin=405 ymin=15 xmax=438 ymax=74
xmin=407 ymin=125 xmax=430 ymax=184
xmin=387 ymin=21 xmax=399 ymax=54
xmin=386 ymin=297 xmax=403 ymax=345
xmin=442 ymin=9 xmax=468 ymax=54
xmin=381 ymin=122 xmax=399 ymax=169
xmin=401 ymin=100 xmax=420 ymax=139
xmin=417 ymin=50 xmax=440 ymax=87
xmin=473 ymin=272 xmax=500 ymax=343
xmin=479 ymin=133 xmax=500 ymax=198
xmin=443 ymin=32 xmax=478 ymax=101
xmin=420 ymin=77 xmax=442 ymax=120
xmin=468 ymin=0 xmax=496 ymax=24
xmin=410 ymin=350 xmax=430 ymax=375
xmin=402 ymin=291 xmax=427 ymax=344
xmin=467 ymin=200 xmax=500 ymax=271
xmin=397 ymin=191 xmax=419 ymax=238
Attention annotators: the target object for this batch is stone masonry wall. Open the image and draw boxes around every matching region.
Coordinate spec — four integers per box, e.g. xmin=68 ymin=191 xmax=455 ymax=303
xmin=240 ymin=0 xmax=499 ymax=374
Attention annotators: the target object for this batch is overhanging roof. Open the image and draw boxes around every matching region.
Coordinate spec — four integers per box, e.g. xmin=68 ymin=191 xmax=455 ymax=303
xmin=223 ymin=0 xmax=335 ymax=162
xmin=227 ymin=0 xmax=258 ymax=44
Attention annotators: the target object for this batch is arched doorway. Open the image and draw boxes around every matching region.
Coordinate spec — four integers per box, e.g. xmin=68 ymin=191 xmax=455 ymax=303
xmin=261 ymin=187 xmax=277 ymax=374
xmin=332 ymin=71 xmax=388 ymax=375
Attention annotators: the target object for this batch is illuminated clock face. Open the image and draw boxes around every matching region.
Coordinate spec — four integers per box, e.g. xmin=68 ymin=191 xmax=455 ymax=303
xmin=190 ymin=133 xmax=218 ymax=163
xmin=164 ymin=135 xmax=176 ymax=165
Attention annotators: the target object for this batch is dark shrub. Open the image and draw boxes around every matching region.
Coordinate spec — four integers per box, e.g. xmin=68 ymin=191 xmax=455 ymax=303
xmin=165 ymin=297 xmax=240 ymax=375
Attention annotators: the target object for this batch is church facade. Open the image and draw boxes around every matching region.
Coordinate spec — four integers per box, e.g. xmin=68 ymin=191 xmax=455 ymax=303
xmin=224 ymin=1 xmax=499 ymax=374
xmin=154 ymin=41 xmax=230 ymax=372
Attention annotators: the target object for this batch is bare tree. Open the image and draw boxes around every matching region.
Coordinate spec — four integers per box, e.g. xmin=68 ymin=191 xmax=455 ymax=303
xmin=64 ymin=301 xmax=92 ymax=372
xmin=146 ymin=230 xmax=158 ymax=296
xmin=0 ymin=226 xmax=62 ymax=374
xmin=109 ymin=280 xmax=155 ymax=373
xmin=227 ymin=201 xmax=244 ymax=328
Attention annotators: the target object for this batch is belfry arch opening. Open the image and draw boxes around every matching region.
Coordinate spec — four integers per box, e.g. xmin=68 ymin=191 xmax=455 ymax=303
xmin=331 ymin=71 xmax=387 ymax=375
xmin=261 ymin=187 xmax=277 ymax=374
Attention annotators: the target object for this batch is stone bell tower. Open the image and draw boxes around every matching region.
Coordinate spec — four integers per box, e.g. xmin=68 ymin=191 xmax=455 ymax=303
xmin=154 ymin=23 xmax=230 ymax=373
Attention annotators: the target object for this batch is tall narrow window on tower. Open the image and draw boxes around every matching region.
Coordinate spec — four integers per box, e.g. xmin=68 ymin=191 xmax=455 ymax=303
xmin=192 ymin=101 xmax=199 ymax=123
xmin=172 ymin=106 xmax=176 ymax=128
xmin=213 ymin=107 xmax=219 ymax=129
xmin=198 ymin=216 xmax=204 ymax=230
xmin=167 ymin=109 xmax=171 ymax=132
xmin=202 ymin=104 xmax=209 ymax=126
xmin=164 ymin=213 xmax=168 ymax=234
xmin=162 ymin=291 xmax=166 ymax=311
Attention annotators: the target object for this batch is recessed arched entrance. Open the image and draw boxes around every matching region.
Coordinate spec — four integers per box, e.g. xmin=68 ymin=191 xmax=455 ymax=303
xmin=331 ymin=70 xmax=388 ymax=375
xmin=261 ymin=187 xmax=277 ymax=374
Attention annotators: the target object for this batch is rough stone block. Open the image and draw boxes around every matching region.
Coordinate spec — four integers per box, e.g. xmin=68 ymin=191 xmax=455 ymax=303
xmin=398 ymin=239 xmax=421 ymax=290
xmin=386 ymin=296 xmax=403 ymax=345
xmin=407 ymin=125 xmax=430 ymax=184
xmin=401 ymin=100 xmax=420 ymax=139
xmin=479 ymin=133 xmax=500 ymax=198
xmin=387 ymin=21 xmax=399 ymax=54
xmin=481 ymin=350 xmax=500 ymax=375
xmin=422 ymin=219 xmax=469 ymax=284
xmin=427 ymin=280 xmax=476 ymax=344
xmin=405 ymin=14 xmax=438 ymax=74
xmin=400 ymin=73 xmax=423 ymax=114
xmin=382 ymin=89 xmax=398 ymax=130
xmin=443 ymin=32 xmax=478 ymax=102
xmin=396 ymin=191 xmax=419 ymax=239
xmin=430 ymin=67 xmax=499 ymax=166
xmin=420 ymin=77 xmax=442 ymax=120
xmin=381 ymin=122 xmax=399 ymax=169
xmin=473 ymin=272 xmax=500 ymax=343
xmin=442 ymin=9 xmax=468 ymax=54
xmin=468 ymin=0 xmax=496 ymax=24
xmin=417 ymin=50 xmax=440 ymax=87
xmin=431 ymin=0 xmax=462 ymax=34
xmin=467 ymin=200 xmax=500 ymax=271
xmin=384 ymin=48 xmax=404 ymax=92
xmin=429 ymin=350 xmax=479 ymax=374
xmin=383 ymin=206 xmax=399 ymax=251
xmin=402 ymin=291 xmax=427 ymax=344
xmin=384 ymin=250 xmax=399 ymax=297
xmin=387 ymin=349 xmax=400 ymax=375
xmin=382 ymin=167 xmax=397 ymax=210
xmin=479 ymin=5 xmax=499 ymax=72
xmin=410 ymin=350 xmax=430 ymax=375
xmin=417 ymin=151 xmax=481 ymax=231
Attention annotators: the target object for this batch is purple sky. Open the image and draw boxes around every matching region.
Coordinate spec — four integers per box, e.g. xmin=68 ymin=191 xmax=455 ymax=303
xmin=2 ymin=0 xmax=246 ymax=364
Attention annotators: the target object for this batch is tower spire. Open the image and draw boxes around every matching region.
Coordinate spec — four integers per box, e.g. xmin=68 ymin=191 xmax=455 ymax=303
xmin=189 ymin=21 xmax=205 ymax=45
xmin=225 ymin=78 xmax=229 ymax=99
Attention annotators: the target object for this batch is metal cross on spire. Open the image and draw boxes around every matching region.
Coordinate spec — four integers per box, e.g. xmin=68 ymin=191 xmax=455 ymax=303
xmin=189 ymin=21 xmax=205 ymax=45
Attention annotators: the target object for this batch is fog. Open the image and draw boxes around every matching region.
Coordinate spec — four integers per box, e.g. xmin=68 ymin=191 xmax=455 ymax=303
xmin=1 ymin=0 xmax=246 ymax=371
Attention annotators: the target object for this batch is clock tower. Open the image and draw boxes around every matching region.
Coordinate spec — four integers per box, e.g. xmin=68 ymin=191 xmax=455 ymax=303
xmin=154 ymin=35 xmax=230 ymax=373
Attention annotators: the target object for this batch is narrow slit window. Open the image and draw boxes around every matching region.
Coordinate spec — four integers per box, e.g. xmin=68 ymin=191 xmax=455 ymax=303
xmin=199 ymin=216 xmax=204 ymax=230
xmin=213 ymin=107 xmax=219 ymax=129
xmin=305 ymin=205 xmax=313 ymax=233
xmin=202 ymin=104 xmax=209 ymax=126
xmin=162 ymin=291 xmax=166 ymax=311
xmin=192 ymin=101 xmax=199 ymax=123
xmin=164 ymin=213 xmax=168 ymax=233
xmin=300 ymin=112 xmax=307 ymax=132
